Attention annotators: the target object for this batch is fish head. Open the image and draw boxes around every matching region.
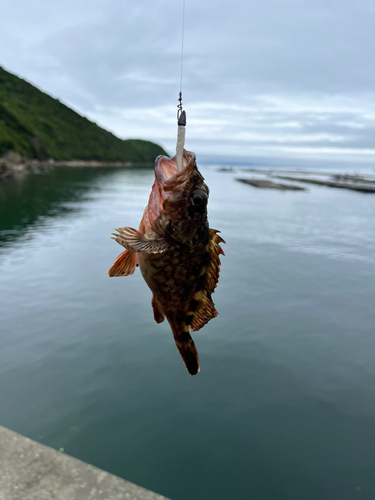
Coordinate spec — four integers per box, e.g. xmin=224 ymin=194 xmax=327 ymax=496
xmin=148 ymin=149 xmax=209 ymax=245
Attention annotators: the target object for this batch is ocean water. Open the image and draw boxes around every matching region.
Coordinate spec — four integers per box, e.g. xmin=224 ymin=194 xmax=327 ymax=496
xmin=1 ymin=165 xmax=375 ymax=500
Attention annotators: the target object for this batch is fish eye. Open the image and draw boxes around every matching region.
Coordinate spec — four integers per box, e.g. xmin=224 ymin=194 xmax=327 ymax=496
xmin=192 ymin=190 xmax=207 ymax=207
xmin=193 ymin=194 xmax=203 ymax=205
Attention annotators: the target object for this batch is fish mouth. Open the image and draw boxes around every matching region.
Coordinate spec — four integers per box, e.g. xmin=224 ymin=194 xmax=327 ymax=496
xmin=155 ymin=149 xmax=196 ymax=185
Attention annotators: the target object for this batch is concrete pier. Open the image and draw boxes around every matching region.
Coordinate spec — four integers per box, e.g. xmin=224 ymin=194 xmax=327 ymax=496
xmin=0 ymin=426 xmax=171 ymax=500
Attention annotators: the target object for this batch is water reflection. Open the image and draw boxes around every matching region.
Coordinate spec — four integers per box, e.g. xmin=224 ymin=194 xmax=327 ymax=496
xmin=1 ymin=165 xmax=375 ymax=500
xmin=0 ymin=167 xmax=151 ymax=248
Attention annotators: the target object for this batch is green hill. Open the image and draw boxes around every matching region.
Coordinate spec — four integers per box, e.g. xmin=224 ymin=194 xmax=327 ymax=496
xmin=0 ymin=66 xmax=167 ymax=162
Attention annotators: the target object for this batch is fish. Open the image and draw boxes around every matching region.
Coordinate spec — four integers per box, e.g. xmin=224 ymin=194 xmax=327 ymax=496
xmin=108 ymin=148 xmax=224 ymax=375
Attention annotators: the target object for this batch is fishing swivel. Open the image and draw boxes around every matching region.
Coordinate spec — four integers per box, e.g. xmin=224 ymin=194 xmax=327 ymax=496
xmin=176 ymin=92 xmax=186 ymax=172
xmin=177 ymin=91 xmax=186 ymax=126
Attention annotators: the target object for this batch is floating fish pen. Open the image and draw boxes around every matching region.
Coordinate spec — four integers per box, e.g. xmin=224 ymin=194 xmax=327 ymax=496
xmin=237 ymin=178 xmax=306 ymax=191
xmin=273 ymin=175 xmax=375 ymax=193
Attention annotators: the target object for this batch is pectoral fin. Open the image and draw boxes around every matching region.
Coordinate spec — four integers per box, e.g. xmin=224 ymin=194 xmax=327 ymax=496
xmin=108 ymin=249 xmax=137 ymax=277
xmin=111 ymin=227 xmax=168 ymax=253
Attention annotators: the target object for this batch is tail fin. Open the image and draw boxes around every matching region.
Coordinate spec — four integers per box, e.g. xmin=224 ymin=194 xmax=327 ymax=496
xmin=173 ymin=331 xmax=200 ymax=376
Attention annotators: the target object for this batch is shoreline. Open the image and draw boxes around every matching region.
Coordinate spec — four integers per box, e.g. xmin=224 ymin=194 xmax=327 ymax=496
xmin=0 ymin=153 xmax=52 ymax=182
xmin=0 ymin=152 xmax=153 ymax=182
xmin=53 ymin=160 xmax=153 ymax=168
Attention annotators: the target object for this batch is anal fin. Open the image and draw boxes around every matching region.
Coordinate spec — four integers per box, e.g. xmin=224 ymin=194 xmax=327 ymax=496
xmin=108 ymin=249 xmax=137 ymax=277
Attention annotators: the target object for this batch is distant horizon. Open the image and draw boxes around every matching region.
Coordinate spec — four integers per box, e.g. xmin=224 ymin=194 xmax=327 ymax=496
xmin=1 ymin=64 xmax=374 ymax=175
xmin=178 ymin=151 xmax=375 ymax=174
xmin=1 ymin=0 xmax=374 ymax=173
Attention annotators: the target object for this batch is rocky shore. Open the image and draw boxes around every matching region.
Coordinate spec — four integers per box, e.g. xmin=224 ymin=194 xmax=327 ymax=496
xmin=53 ymin=160 xmax=152 ymax=168
xmin=0 ymin=151 xmax=52 ymax=182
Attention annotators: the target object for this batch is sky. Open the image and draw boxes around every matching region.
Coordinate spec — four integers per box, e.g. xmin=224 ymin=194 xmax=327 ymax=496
xmin=0 ymin=0 xmax=374 ymax=167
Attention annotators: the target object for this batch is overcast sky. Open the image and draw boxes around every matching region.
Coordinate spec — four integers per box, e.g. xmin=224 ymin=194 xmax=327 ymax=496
xmin=0 ymin=0 xmax=374 ymax=166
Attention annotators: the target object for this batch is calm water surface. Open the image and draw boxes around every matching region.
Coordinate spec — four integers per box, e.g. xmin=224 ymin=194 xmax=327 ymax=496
xmin=1 ymin=166 xmax=375 ymax=500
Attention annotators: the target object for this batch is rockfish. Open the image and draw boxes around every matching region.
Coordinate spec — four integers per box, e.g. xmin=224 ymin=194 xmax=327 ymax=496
xmin=109 ymin=149 xmax=224 ymax=375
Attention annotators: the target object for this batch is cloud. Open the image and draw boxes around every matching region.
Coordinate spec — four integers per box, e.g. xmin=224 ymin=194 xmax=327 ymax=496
xmin=0 ymin=0 xmax=374 ymax=165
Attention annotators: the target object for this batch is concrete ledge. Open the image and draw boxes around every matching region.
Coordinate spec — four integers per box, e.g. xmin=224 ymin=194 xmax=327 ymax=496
xmin=0 ymin=426 xmax=171 ymax=500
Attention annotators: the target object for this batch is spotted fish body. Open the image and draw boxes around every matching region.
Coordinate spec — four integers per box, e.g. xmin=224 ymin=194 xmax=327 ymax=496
xmin=109 ymin=149 xmax=224 ymax=375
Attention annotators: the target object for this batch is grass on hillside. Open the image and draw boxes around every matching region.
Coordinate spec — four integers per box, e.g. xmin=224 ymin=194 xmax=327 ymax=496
xmin=0 ymin=66 xmax=167 ymax=162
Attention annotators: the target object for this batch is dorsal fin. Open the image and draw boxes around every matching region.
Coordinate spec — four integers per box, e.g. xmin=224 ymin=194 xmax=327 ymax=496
xmin=186 ymin=229 xmax=225 ymax=332
xmin=189 ymin=294 xmax=218 ymax=332
xmin=205 ymin=229 xmax=225 ymax=294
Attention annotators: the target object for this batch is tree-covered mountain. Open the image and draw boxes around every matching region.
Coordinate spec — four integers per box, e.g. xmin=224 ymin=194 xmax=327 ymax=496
xmin=0 ymin=66 xmax=167 ymax=162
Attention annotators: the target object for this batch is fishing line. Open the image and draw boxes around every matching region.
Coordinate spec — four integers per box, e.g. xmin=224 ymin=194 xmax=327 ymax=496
xmin=179 ymin=0 xmax=186 ymax=94
xmin=176 ymin=0 xmax=187 ymax=172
